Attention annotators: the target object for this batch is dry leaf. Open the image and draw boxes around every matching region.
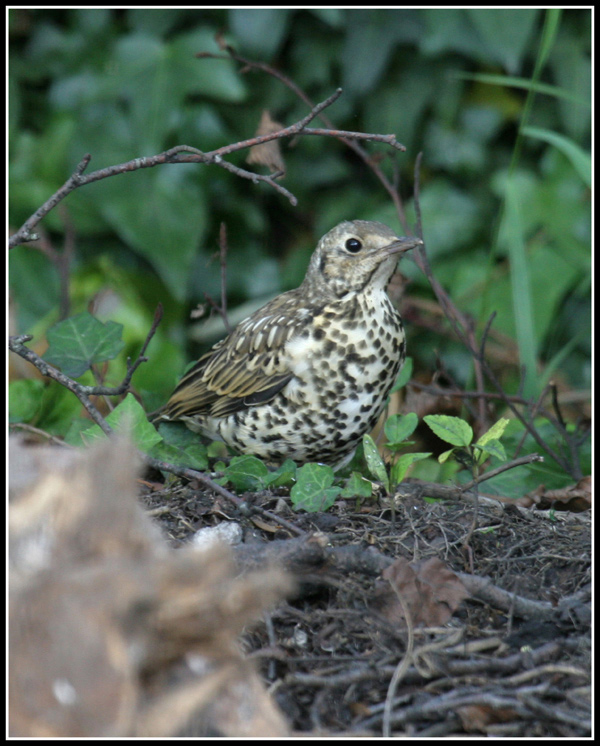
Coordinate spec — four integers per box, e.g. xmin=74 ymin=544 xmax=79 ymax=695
xmin=372 ymin=557 xmax=469 ymax=627
xmin=519 ymin=476 xmax=591 ymax=512
xmin=456 ymin=703 xmax=518 ymax=733
xmin=246 ymin=110 xmax=286 ymax=174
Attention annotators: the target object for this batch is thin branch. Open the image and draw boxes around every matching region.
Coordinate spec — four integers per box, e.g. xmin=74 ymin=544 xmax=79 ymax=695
xmin=9 ymin=335 xmax=112 ymax=434
xmin=203 ymin=224 xmax=233 ymax=333
xmin=218 ymin=222 xmax=231 ymax=333
xmin=10 ymin=89 xmax=406 ymax=248
xmin=8 ymin=303 xmax=162 ymax=402
xmin=8 ymin=331 xmax=306 ymax=538
xmin=145 ymin=455 xmax=305 ymax=537
xmin=461 ymin=453 xmax=544 ymax=491
xmin=199 ymin=47 xmax=410 ymax=233
xmin=208 ymin=156 xmax=297 ymax=204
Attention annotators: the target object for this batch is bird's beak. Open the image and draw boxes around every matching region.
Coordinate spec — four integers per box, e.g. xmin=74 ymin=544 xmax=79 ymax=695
xmin=385 ymin=236 xmax=423 ymax=257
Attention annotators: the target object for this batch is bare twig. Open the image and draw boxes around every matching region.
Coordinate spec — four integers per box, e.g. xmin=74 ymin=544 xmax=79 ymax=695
xmin=145 ymin=455 xmax=306 ymax=538
xmin=198 ymin=47 xmax=410 ymax=233
xmin=202 ymin=223 xmax=233 ymax=333
xmin=9 ymin=154 xmax=92 ymax=247
xmin=218 ymin=223 xmax=231 ymax=333
xmin=9 ymin=89 xmax=406 ymax=249
xmin=461 ymin=453 xmax=544 ymax=491
xmin=8 ymin=330 xmax=306 ymax=538
xmin=8 ymin=303 xmax=162 ymax=405
xmin=9 ymin=335 xmax=113 ymax=435
xmin=8 ymin=422 xmax=75 ymax=447
xmin=383 ymin=579 xmax=415 ymax=737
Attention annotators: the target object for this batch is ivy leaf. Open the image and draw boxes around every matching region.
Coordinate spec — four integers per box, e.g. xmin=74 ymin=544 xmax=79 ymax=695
xmin=153 ymin=421 xmax=208 ymax=470
xmin=341 ymin=471 xmax=373 ymax=499
xmin=290 ymin=463 xmax=340 ymax=512
xmin=80 ymin=393 xmax=162 ymax=452
xmin=43 ymin=311 xmax=125 ymax=378
xmin=223 ymin=455 xmax=270 ymax=491
xmin=9 ymin=379 xmax=45 ymax=423
xmin=263 ymin=459 xmax=297 ymax=488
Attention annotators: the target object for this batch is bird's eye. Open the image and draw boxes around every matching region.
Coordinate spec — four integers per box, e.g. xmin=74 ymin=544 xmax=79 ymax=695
xmin=345 ymin=238 xmax=362 ymax=253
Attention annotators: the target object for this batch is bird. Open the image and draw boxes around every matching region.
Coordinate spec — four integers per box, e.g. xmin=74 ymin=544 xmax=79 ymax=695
xmin=154 ymin=220 xmax=421 ymax=467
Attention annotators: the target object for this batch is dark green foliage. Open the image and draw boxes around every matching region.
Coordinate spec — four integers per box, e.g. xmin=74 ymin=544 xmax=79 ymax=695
xmin=9 ymin=9 xmax=590 ymax=494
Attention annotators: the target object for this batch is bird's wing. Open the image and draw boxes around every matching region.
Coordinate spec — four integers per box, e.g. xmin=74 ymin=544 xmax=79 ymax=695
xmin=161 ymin=291 xmax=316 ymax=419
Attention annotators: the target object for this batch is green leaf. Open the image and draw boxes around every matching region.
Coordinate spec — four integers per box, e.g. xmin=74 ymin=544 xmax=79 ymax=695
xmin=341 ymin=471 xmax=373 ymax=499
xmin=290 ymin=463 xmax=340 ymax=512
xmin=467 ymin=9 xmax=539 ymax=74
xmin=384 ymin=412 xmax=419 ymax=447
xmin=537 ymin=8 xmax=563 ymax=69
xmin=223 ymin=455 xmax=269 ymax=491
xmin=453 ymin=72 xmax=588 ymax=106
xmin=438 ymin=448 xmax=456 ymax=464
xmin=390 ymin=452 xmax=432 ymax=488
xmin=98 ymin=168 xmax=207 ymax=303
xmin=35 ymin=381 xmax=85 ymax=437
xmin=474 ymin=439 xmax=507 ymax=463
xmin=503 ymin=179 xmax=538 ymax=398
xmin=424 ymin=415 xmax=473 ymax=447
xmin=64 ymin=417 xmax=96 ymax=446
xmin=390 ymin=357 xmax=413 ymax=393
xmin=229 ymin=9 xmax=292 ymax=58
xmin=342 ymin=10 xmax=409 ymax=97
xmin=362 ymin=434 xmax=389 ymax=492
xmin=153 ymin=421 xmax=209 ymax=471
xmin=151 ymin=440 xmax=209 ymax=471
xmin=460 ymin=417 xmax=589 ymax=498
xmin=476 ymin=417 xmax=511 ymax=447
xmin=523 ymin=126 xmax=591 ymax=188
xmin=80 ymin=393 xmax=162 ymax=452
xmin=43 ymin=311 xmax=125 ymax=379
xmin=9 ymin=379 xmax=45 ymax=423
xmin=263 ymin=459 xmax=297 ymax=488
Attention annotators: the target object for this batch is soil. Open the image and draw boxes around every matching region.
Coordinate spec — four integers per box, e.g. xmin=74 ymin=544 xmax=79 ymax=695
xmin=140 ymin=477 xmax=591 ymax=738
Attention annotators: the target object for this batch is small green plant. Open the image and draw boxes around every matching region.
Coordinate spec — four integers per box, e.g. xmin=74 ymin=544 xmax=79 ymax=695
xmin=362 ymin=412 xmax=432 ymax=494
xmin=423 ymin=414 xmax=510 ymax=480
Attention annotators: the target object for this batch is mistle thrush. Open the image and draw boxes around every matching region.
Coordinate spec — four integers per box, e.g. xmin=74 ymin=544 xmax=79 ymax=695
xmin=155 ymin=220 xmax=421 ymax=467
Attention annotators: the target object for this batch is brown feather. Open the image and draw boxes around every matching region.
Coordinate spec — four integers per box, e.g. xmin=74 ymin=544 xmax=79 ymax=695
xmin=160 ymin=288 xmax=317 ymax=421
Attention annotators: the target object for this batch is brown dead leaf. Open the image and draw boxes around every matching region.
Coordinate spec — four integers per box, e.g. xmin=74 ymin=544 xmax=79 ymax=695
xmin=518 ymin=476 xmax=591 ymax=512
xmin=372 ymin=557 xmax=469 ymax=627
xmin=246 ymin=110 xmax=286 ymax=174
xmin=456 ymin=703 xmax=518 ymax=733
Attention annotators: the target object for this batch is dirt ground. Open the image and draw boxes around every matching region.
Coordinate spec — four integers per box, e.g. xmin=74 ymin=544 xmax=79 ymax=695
xmin=141 ymin=476 xmax=591 ymax=738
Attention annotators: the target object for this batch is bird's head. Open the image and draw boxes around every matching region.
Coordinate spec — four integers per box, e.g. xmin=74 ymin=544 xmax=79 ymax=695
xmin=304 ymin=220 xmax=421 ymax=300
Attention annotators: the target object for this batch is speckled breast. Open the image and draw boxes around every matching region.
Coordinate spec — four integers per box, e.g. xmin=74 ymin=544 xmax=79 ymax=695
xmin=208 ymin=288 xmax=406 ymax=465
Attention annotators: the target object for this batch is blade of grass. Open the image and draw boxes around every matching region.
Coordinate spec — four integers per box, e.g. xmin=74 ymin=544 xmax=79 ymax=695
xmin=452 ymin=72 xmax=587 ymax=107
xmin=503 ymin=181 xmax=538 ymax=399
xmin=539 ymin=329 xmax=586 ymax=390
xmin=522 ymin=127 xmax=591 ymax=187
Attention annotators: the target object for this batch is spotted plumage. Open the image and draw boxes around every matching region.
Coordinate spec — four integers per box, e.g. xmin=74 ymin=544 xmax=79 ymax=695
xmin=155 ymin=220 xmax=421 ymax=466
